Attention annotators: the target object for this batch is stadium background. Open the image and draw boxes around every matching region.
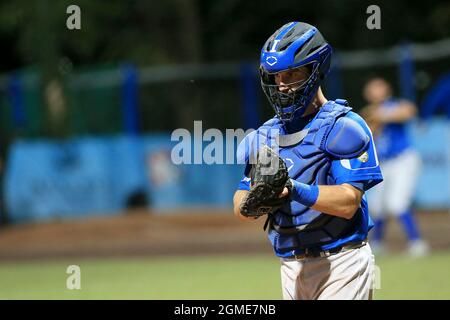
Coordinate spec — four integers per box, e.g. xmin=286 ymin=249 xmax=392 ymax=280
xmin=0 ymin=0 xmax=449 ymax=299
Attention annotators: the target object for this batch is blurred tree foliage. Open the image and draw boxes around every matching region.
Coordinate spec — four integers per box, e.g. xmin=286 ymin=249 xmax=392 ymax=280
xmin=0 ymin=0 xmax=449 ymax=74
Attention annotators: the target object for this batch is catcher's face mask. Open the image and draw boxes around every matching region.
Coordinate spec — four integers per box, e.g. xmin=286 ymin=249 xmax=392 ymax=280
xmin=260 ymin=62 xmax=321 ymax=122
xmin=259 ymin=22 xmax=332 ymax=122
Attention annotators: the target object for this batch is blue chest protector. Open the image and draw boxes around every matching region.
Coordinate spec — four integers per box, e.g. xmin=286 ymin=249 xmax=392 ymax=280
xmin=245 ymin=99 xmax=371 ymax=254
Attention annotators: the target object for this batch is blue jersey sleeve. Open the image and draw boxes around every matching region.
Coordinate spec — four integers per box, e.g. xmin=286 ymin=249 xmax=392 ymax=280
xmin=330 ymin=112 xmax=383 ymax=191
xmin=237 ymin=162 xmax=252 ymax=190
xmin=238 ymin=175 xmax=251 ymax=190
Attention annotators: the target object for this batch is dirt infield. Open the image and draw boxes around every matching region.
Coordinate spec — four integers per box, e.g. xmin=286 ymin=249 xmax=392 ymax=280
xmin=0 ymin=209 xmax=448 ymax=261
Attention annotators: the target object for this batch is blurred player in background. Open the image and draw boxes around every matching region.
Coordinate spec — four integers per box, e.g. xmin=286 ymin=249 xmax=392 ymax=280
xmin=361 ymin=78 xmax=429 ymax=257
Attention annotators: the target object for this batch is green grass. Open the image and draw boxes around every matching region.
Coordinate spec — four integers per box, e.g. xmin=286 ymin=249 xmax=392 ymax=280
xmin=0 ymin=251 xmax=449 ymax=299
xmin=373 ymin=251 xmax=450 ymax=299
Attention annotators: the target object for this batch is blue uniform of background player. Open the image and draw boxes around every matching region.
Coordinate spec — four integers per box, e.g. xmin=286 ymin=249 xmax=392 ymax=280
xmin=362 ymin=78 xmax=429 ymax=257
xmin=233 ymin=22 xmax=383 ymax=300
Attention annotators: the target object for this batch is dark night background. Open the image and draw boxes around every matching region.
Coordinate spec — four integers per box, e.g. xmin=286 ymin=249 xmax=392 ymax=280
xmin=0 ymin=0 xmax=448 ymax=72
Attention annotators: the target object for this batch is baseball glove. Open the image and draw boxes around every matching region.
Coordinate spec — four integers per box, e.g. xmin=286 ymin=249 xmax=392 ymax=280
xmin=240 ymin=146 xmax=292 ymax=218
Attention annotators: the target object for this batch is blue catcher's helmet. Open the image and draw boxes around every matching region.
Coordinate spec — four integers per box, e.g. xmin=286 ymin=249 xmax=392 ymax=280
xmin=260 ymin=22 xmax=332 ymax=122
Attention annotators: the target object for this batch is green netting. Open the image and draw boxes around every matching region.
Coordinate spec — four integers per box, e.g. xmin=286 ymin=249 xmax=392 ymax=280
xmin=139 ymin=78 xmax=244 ymax=132
xmin=0 ymin=66 xmax=124 ymax=141
xmin=1 ymin=58 xmax=449 ymax=143
xmin=67 ymin=82 xmax=123 ymax=136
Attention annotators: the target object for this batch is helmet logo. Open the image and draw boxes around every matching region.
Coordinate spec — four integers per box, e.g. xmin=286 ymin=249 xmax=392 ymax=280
xmin=266 ymin=56 xmax=278 ymax=66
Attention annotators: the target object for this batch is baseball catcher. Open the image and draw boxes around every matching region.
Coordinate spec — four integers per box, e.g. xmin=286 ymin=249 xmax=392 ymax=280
xmin=233 ymin=21 xmax=384 ymax=300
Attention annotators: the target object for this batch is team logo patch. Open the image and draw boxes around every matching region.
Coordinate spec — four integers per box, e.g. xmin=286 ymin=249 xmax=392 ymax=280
xmin=266 ymin=56 xmax=278 ymax=66
xmin=357 ymin=151 xmax=369 ymax=163
xmin=284 ymin=158 xmax=294 ymax=171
